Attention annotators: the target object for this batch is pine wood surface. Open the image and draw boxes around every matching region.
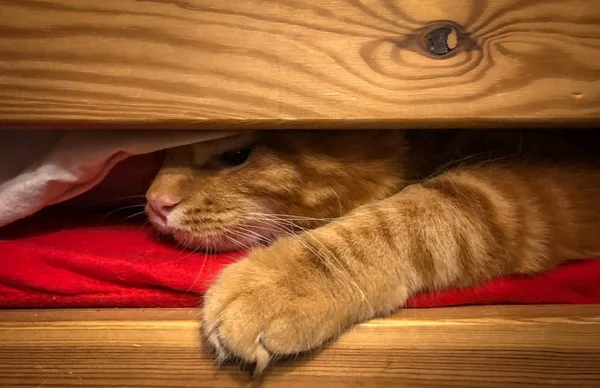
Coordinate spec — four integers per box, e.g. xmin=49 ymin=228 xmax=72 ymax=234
xmin=1 ymin=305 xmax=599 ymax=387
xmin=1 ymin=0 xmax=599 ymax=129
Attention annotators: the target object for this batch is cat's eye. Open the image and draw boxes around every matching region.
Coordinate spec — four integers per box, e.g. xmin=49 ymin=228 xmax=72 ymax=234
xmin=221 ymin=146 xmax=252 ymax=166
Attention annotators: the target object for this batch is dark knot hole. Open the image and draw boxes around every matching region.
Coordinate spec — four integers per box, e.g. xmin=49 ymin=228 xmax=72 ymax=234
xmin=427 ymin=25 xmax=459 ymax=56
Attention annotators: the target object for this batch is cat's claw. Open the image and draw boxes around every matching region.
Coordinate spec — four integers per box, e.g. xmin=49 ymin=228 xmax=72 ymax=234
xmin=206 ymin=327 xmax=272 ymax=376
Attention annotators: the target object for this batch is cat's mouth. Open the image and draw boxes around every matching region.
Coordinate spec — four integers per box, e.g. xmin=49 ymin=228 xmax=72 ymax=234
xmin=169 ymin=229 xmax=267 ymax=253
xmin=146 ymin=205 xmax=279 ymax=253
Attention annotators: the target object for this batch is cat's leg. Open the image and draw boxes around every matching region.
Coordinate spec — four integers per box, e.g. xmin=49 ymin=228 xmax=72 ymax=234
xmin=202 ymin=164 xmax=600 ymax=372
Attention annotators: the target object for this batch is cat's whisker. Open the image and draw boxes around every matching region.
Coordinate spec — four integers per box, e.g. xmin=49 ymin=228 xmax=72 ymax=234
xmin=236 ymin=218 xmax=298 ymax=238
xmin=245 ymin=209 xmax=390 ymax=224
xmin=230 ymin=236 xmax=264 ymax=251
xmin=173 ymin=235 xmax=191 ymax=257
xmin=218 ymin=226 xmax=257 ymax=251
xmin=100 ymin=203 xmax=147 ymax=221
xmin=169 ymin=237 xmax=202 ymax=264
xmin=104 ymin=203 xmax=147 ymax=212
xmin=426 ymin=152 xmax=512 ymax=181
xmin=239 ymin=220 xmax=296 ymax=237
xmin=67 ymin=196 xmax=149 ymax=211
xmin=233 ymin=225 xmax=280 ymax=245
xmin=247 ymin=211 xmax=448 ymax=231
xmin=245 ymin=212 xmax=340 ymax=222
xmin=80 ymin=195 xmax=149 ymax=207
xmin=137 ymin=221 xmax=151 ymax=232
xmin=122 ymin=210 xmax=149 ymax=221
xmin=229 ymin=227 xmax=279 ymax=249
xmin=222 ymin=234 xmax=253 ymax=251
xmin=184 ymin=245 xmax=210 ymax=295
xmin=203 ymin=241 xmax=216 ymax=287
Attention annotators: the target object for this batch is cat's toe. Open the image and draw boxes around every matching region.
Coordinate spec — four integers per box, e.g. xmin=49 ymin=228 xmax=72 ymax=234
xmin=205 ymin=328 xmax=232 ymax=364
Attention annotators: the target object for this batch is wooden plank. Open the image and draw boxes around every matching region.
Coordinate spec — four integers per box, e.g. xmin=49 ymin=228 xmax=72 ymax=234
xmin=1 ymin=306 xmax=600 ymax=387
xmin=1 ymin=0 xmax=599 ymax=129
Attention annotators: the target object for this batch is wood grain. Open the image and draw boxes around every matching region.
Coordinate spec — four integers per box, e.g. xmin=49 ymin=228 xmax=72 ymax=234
xmin=1 ymin=306 xmax=600 ymax=387
xmin=1 ymin=0 xmax=600 ymax=129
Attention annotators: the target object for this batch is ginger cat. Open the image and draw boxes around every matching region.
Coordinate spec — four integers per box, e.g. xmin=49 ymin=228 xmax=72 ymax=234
xmin=146 ymin=130 xmax=600 ymax=373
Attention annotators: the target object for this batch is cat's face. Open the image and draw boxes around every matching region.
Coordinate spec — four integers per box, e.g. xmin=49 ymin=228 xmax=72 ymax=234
xmin=146 ymin=130 xmax=407 ymax=252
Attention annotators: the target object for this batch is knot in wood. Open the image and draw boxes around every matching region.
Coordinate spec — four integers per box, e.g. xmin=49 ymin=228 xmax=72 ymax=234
xmin=426 ymin=25 xmax=459 ymax=56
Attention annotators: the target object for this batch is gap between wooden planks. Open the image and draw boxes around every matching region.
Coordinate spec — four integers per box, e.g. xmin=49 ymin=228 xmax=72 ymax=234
xmin=1 ymin=0 xmax=600 ymax=129
xmin=1 ymin=305 xmax=599 ymax=387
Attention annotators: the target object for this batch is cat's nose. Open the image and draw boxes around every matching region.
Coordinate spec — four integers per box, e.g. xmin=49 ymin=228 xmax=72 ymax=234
xmin=146 ymin=194 xmax=181 ymax=220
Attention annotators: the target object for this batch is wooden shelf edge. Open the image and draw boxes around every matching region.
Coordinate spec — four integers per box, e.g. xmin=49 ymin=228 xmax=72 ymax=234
xmin=2 ymin=118 xmax=599 ymax=131
xmin=1 ymin=305 xmax=599 ymax=387
xmin=2 ymin=304 xmax=600 ymax=322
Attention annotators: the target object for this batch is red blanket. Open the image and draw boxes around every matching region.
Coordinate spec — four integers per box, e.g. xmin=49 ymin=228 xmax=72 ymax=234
xmin=1 ymin=209 xmax=600 ymax=309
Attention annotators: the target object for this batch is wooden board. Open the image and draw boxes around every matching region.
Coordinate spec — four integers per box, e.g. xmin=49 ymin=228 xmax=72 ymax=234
xmin=1 ymin=0 xmax=600 ymax=129
xmin=1 ymin=305 xmax=600 ymax=387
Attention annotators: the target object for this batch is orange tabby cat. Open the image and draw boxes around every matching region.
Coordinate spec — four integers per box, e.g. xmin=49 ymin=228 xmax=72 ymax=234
xmin=146 ymin=130 xmax=600 ymax=373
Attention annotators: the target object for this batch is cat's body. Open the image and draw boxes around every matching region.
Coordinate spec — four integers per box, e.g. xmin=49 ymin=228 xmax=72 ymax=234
xmin=146 ymin=130 xmax=600 ymax=373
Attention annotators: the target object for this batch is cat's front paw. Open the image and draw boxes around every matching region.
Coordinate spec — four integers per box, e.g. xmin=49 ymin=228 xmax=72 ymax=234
xmin=201 ymin=238 xmax=362 ymax=374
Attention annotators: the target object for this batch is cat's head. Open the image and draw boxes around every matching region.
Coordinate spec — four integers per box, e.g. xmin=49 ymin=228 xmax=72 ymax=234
xmin=146 ymin=130 xmax=407 ymax=252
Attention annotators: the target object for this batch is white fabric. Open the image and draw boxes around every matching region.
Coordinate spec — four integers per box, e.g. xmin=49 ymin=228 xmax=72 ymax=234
xmin=0 ymin=130 xmax=236 ymax=227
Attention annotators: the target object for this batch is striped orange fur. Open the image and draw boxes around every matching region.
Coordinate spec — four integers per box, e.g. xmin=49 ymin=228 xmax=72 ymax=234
xmin=146 ymin=130 xmax=600 ymax=373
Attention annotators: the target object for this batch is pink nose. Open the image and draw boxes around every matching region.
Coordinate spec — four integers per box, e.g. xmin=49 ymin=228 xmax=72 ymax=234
xmin=146 ymin=195 xmax=181 ymax=220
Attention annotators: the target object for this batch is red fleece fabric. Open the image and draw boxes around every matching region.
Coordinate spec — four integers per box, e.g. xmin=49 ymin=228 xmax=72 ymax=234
xmin=1 ymin=209 xmax=600 ymax=309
